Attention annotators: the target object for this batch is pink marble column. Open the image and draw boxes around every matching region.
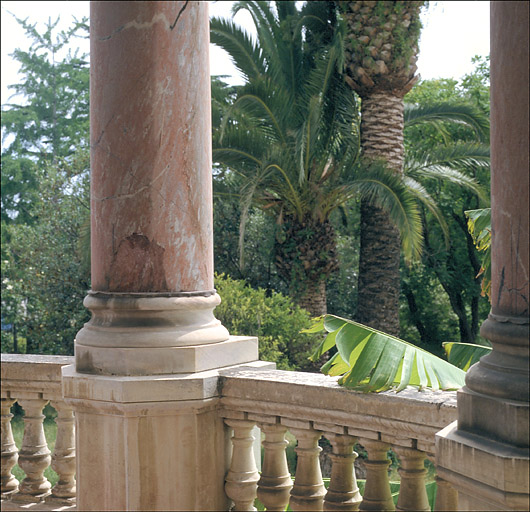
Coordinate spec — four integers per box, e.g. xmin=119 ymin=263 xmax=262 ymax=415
xmin=72 ymin=1 xmax=260 ymax=376
xmin=459 ymin=1 xmax=529 ymax=447
xmin=91 ymin=1 xmax=213 ymax=294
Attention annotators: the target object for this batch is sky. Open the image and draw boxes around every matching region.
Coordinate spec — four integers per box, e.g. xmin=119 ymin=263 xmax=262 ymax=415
xmin=1 ymin=1 xmax=490 ymax=106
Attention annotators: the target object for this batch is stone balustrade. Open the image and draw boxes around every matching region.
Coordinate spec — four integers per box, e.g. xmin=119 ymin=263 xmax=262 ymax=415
xmin=0 ymin=354 xmax=76 ymax=511
xmin=219 ymin=367 xmax=459 ymax=512
xmin=1 ymin=355 xmax=460 ymax=511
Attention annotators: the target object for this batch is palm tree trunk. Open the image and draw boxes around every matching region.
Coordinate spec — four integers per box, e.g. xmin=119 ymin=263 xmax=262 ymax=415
xmin=356 ymin=93 xmax=404 ymax=336
xmin=296 ymin=279 xmax=327 ymax=317
xmin=274 ymin=216 xmax=337 ymax=317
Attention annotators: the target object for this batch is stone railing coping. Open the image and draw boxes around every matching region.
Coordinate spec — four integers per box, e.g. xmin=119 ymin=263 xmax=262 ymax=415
xmin=1 ymin=353 xmax=74 ymax=400
xmin=219 ymin=368 xmax=458 ymax=455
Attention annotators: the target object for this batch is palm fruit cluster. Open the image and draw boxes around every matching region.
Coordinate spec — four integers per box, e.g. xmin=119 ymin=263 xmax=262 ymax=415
xmin=339 ymin=1 xmax=425 ymax=97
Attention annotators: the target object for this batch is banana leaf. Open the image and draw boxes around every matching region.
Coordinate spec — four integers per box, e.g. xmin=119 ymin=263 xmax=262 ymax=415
xmin=465 ymin=208 xmax=491 ymax=299
xmin=305 ymin=315 xmax=466 ymax=392
xmin=443 ymin=342 xmax=492 ymax=371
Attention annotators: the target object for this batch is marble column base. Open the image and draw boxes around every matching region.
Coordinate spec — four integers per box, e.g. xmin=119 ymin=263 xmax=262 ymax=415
xmin=75 ymin=292 xmax=258 ymax=375
xmin=62 ymin=361 xmax=273 ymax=511
xmin=436 ymin=421 xmax=529 ymax=511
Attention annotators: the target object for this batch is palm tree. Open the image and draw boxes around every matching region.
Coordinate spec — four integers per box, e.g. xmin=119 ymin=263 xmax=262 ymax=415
xmin=338 ymin=0 xmax=426 ymax=335
xmin=211 ymin=1 xmax=425 ymax=316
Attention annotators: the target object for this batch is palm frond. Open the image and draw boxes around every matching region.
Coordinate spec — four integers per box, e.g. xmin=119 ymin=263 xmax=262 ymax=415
xmin=220 ymin=87 xmax=288 ymax=144
xmin=404 ymin=102 xmax=490 ymax=142
xmin=465 ymin=208 xmax=492 ymax=298
xmin=305 ymin=315 xmax=466 ymax=392
xmin=210 ymin=17 xmax=265 ymax=82
xmin=232 ymin=1 xmax=288 ymax=89
xmin=237 ymin=161 xmax=282 ymax=268
xmin=351 ymin=164 xmax=423 ymax=263
xmin=403 ymin=176 xmax=450 ymax=245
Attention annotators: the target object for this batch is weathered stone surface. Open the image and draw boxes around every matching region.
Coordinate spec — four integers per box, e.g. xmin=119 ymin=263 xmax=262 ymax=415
xmin=219 ymin=368 xmax=457 ymax=454
xmin=436 ymin=422 xmax=530 ymax=511
xmin=1 ymin=355 xmax=73 ymax=400
xmin=63 ymin=360 xmax=272 ymax=403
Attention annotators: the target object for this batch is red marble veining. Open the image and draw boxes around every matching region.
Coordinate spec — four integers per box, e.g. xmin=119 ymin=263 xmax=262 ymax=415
xmin=90 ymin=1 xmax=214 ymax=293
xmin=490 ymin=1 xmax=529 ymax=318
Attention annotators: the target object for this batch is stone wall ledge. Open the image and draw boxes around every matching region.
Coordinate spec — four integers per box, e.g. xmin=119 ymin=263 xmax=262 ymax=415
xmin=1 ymin=354 xmax=74 ymax=401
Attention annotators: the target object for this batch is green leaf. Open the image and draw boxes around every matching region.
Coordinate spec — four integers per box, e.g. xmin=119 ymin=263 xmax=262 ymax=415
xmin=342 ymin=333 xmax=385 ymax=387
xmin=465 ymin=208 xmax=492 ymax=299
xmin=301 ymin=316 xmax=324 ymax=333
xmin=324 ymin=315 xmax=348 ymax=333
xmin=335 ymin=322 xmax=371 ymax=363
xmin=309 ymin=326 xmax=342 ymax=362
xmin=320 ymin=351 xmax=350 ymax=376
xmin=311 ymin=315 xmax=466 ymax=392
xmin=365 ymin=340 xmax=405 ymax=391
xmin=395 ymin=346 xmax=415 ymax=392
xmin=443 ymin=342 xmax=492 ymax=371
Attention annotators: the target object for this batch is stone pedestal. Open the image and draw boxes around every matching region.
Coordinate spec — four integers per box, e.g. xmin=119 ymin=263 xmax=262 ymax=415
xmin=436 ymin=3 xmax=529 ymax=510
xmin=436 ymin=422 xmax=529 ymax=511
xmin=63 ymin=361 xmax=271 ymax=511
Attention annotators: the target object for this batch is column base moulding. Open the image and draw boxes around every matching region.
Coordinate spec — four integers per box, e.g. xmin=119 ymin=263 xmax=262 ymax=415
xmin=436 ymin=422 xmax=530 ymax=511
xmin=76 ymin=292 xmax=257 ymax=376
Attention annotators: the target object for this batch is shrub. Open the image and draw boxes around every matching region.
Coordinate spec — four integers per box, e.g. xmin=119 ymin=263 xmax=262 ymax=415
xmin=214 ymin=273 xmax=320 ymax=370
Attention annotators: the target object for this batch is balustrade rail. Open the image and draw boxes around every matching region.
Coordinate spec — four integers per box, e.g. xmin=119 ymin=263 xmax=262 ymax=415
xmin=1 ymin=355 xmax=459 ymax=511
xmin=1 ymin=354 xmax=76 ymax=511
xmin=219 ymin=367 xmax=459 ymax=512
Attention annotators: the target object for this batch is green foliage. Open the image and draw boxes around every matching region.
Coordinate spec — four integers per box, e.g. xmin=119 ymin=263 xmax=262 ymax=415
xmin=1 ymin=151 xmax=91 ymax=355
xmin=443 ymin=341 xmax=492 ymax=371
xmin=460 ymin=56 xmax=490 ymax=114
xmin=1 ymin=14 xmax=89 ymax=162
xmin=1 ymin=14 xmax=89 ymax=224
xmin=399 ymin=61 xmax=492 ymax=346
xmin=214 ymin=273 xmax=319 ymax=370
xmin=465 ymin=208 xmax=491 ymax=299
xmin=1 ymin=14 xmax=91 ymax=356
xmin=307 ymin=315 xmax=466 ymax=392
xmin=211 ymin=1 xmax=434 ymax=311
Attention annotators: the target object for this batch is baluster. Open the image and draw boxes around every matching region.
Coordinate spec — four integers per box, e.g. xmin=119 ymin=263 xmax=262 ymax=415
xmin=393 ymin=447 xmax=429 ymax=512
xmin=324 ymin=434 xmax=362 ymax=511
xmin=49 ymin=400 xmax=76 ymax=502
xmin=1 ymin=398 xmax=19 ymax=497
xmin=358 ymin=439 xmax=394 ymax=511
xmin=225 ymin=419 xmax=260 ymax=511
xmin=433 ymin=476 xmax=458 ymax=511
xmin=13 ymin=398 xmax=51 ymax=502
xmin=257 ymin=423 xmax=292 ymax=511
xmin=289 ymin=427 xmax=326 ymax=511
